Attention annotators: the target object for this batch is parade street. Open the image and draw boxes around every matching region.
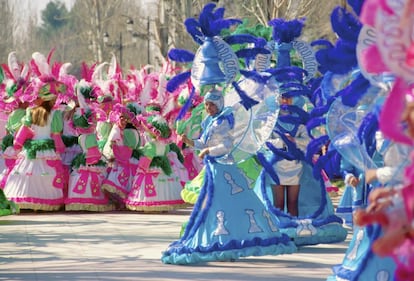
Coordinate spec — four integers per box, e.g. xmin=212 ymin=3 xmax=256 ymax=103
xmin=0 ymin=208 xmax=350 ymax=281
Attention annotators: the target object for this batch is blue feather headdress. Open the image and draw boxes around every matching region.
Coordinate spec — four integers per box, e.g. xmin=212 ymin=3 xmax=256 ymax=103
xmin=167 ymin=2 xmax=290 ymax=119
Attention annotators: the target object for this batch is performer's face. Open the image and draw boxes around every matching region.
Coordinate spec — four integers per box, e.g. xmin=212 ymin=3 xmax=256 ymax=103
xmin=281 ymin=96 xmax=293 ymax=105
xmin=118 ymin=116 xmax=127 ymax=129
xmin=204 ymin=101 xmax=219 ymax=116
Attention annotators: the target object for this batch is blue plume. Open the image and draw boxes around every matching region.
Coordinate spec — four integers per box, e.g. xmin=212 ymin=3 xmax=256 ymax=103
xmin=282 ymin=89 xmax=311 ymax=99
xmin=175 ymin=86 xmax=196 ymax=121
xmin=268 ymin=18 xmax=304 ymax=43
xmin=184 ymin=18 xmax=203 ymax=45
xmin=280 ymin=82 xmax=309 ymax=91
xmin=315 ymin=39 xmax=357 ymax=74
xmin=339 ymin=74 xmax=370 ymax=107
xmin=319 ymin=149 xmax=342 ymax=179
xmin=358 ymin=112 xmax=379 ymax=156
xmin=306 ymin=117 xmax=326 ymax=137
xmin=232 ymin=81 xmax=259 ymax=110
xmin=347 ymin=0 xmax=364 ymax=15
xmin=255 ymin=37 xmax=267 ymax=48
xmin=265 ymin=142 xmax=297 ymax=161
xmin=239 ymin=70 xmax=269 ymax=84
xmin=235 ymin=48 xmax=271 ymax=60
xmin=310 ymin=102 xmax=332 ymax=118
xmin=267 ymin=66 xmax=306 ymax=82
xmin=310 ymin=87 xmax=323 ymax=107
xmin=224 ymin=34 xmax=258 ymax=45
xmin=279 ymin=105 xmax=310 ymax=124
xmin=211 ymin=19 xmax=242 ymax=36
xmin=168 ymin=49 xmax=195 ymax=63
xmin=257 ymin=152 xmax=280 ymax=185
xmin=306 ymin=135 xmax=330 ymax=162
xmin=330 ymin=7 xmax=362 ymax=43
xmin=186 ymin=3 xmax=242 ymax=42
xmin=213 ymin=7 xmax=225 ymax=19
xmin=199 ymin=3 xmax=217 ymax=37
xmin=311 ymin=39 xmax=334 ymax=49
xmin=166 ymin=71 xmax=191 ymax=93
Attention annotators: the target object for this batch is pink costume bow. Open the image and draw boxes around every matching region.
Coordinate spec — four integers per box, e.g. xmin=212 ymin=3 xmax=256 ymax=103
xmin=112 ymin=145 xmax=137 ymax=186
xmin=132 ymin=157 xmax=158 ymax=197
xmin=133 ymin=170 xmax=159 ymax=197
xmin=73 ymin=167 xmax=102 ymax=196
xmin=46 ymin=159 xmax=66 ymax=189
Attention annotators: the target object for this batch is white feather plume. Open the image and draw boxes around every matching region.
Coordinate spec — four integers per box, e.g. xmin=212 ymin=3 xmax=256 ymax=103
xmin=59 ymin=62 xmax=72 ymax=79
xmin=8 ymin=52 xmax=21 ymax=81
xmin=92 ymin=62 xmax=108 ymax=83
xmin=140 ymin=77 xmax=153 ymax=107
xmin=108 ymin=53 xmax=117 ymax=78
xmin=32 ymin=52 xmax=51 ymax=76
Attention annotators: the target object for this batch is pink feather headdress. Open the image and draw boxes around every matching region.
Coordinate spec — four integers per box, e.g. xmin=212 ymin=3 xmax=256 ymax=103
xmin=25 ymin=50 xmax=76 ymax=106
xmin=0 ymin=52 xmax=31 ymax=111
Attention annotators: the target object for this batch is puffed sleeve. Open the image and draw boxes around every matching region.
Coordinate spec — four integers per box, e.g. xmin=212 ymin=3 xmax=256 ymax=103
xmin=102 ymin=125 xmax=122 ymax=160
xmin=194 ymin=118 xmax=233 ymax=157
xmin=295 ymin=124 xmax=310 ymax=152
xmin=51 ymin=110 xmax=63 ymax=133
xmin=123 ymin=128 xmax=140 ymax=149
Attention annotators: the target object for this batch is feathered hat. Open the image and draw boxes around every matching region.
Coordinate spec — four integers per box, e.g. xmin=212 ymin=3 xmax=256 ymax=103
xmin=0 ymin=52 xmax=31 ymax=110
xmin=26 ymin=50 xmax=76 ymax=106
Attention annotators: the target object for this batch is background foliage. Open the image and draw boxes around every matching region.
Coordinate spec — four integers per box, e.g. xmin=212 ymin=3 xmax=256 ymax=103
xmin=2 ymin=0 xmax=347 ymax=76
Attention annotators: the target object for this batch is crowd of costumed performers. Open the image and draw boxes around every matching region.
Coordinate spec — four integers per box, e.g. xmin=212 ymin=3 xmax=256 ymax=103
xmin=0 ymin=50 xmax=203 ymax=213
xmin=308 ymin=0 xmax=414 ymax=280
xmin=160 ymin=2 xmax=349 ymax=264
xmin=0 ymin=0 xmax=414 ymax=279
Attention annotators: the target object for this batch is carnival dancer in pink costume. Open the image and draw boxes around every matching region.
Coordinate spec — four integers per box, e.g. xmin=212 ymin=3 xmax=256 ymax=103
xmin=101 ymin=102 xmax=142 ymax=208
xmin=65 ymin=79 xmax=114 ymax=212
xmin=125 ymin=105 xmax=187 ymax=212
xmin=0 ymin=52 xmax=31 ymax=190
xmin=60 ymin=103 xmax=81 ymax=197
xmin=157 ymin=73 xmax=190 ymax=187
xmin=3 ymin=52 xmax=68 ymax=211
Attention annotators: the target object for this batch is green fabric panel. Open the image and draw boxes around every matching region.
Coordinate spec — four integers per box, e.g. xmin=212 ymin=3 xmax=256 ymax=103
xmin=1 ymin=134 xmax=13 ymax=151
xmin=99 ymin=122 xmax=112 ymax=140
xmin=71 ymin=153 xmax=106 ymax=169
xmin=51 ymin=110 xmax=63 ymax=133
xmin=72 ymin=109 xmax=92 ymax=128
xmin=150 ymin=155 xmax=172 ymax=175
xmin=6 ymin=109 xmax=26 ymax=133
xmin=143 ymin=142 xmax=156 ymax=158
xmin=84 ymin=134 xmax=99 ymax=149
xmin=97 ymin=139 xmax=107 ymax=151
xmin=22 ymin=108 xmax=32 ymax=126
xmin=123 ymin=129 xmax=139 ymax=149
xmin=23 ymin=139 xmax=55 ymax=159
xmin=62 ymin=135 xmax=78 ymax=147
xmin=132 ymin=148 xmax=144 ymax=160
xmin=169 ymin=143 xmax=184 ymax=163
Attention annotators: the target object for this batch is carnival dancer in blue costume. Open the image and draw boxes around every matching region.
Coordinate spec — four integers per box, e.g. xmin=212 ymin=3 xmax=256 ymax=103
xmin=161 ymin=89 xmax=296 ymax=264
xmin=251 ymin=17 xmax=347 ymax=246
xmin=266 ymin=95 xmax=309 ymax=217
xmin=336 ymin=157 xmax=366 ymax=226
xmin=327 ymin=127 xmax=408 ymax=281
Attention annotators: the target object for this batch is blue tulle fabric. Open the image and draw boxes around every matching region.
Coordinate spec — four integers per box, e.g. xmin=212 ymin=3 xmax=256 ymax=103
xmin=161 ymin=157 xmax=297 ymax=264
xmin=327 ymin=225 xmax=395 ymax=280
xmin=253 ymin=164 xmax=347 ymax=246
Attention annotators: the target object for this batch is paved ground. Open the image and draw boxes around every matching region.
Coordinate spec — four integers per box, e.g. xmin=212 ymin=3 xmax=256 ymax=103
xmin=0 ymin=207 xmax=351 ymax=281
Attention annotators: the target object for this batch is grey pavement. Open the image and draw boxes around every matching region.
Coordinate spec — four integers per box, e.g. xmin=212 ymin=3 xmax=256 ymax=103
xmin=0 ymin=208 xmax=351 ymax=281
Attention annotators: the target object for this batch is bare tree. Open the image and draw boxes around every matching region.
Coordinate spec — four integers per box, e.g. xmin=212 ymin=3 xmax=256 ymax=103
xmin=0 ymin=0 xmax=14 ymax=59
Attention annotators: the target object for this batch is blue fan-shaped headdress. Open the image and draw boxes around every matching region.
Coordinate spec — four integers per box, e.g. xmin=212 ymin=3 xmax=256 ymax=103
xmin=310 ymin=4 xmax=384 ymax=176
xmin=167 ymin=2 xmax=274 ymax=119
